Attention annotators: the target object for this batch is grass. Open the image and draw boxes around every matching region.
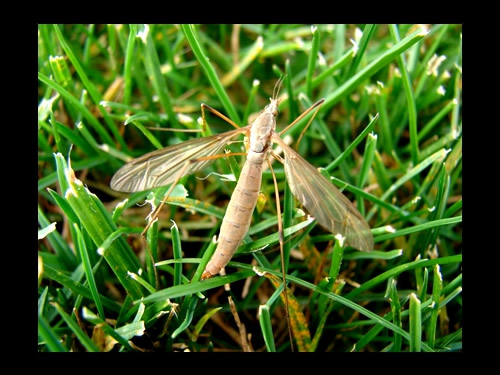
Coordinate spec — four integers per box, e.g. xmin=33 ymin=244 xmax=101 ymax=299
xmin=38 ymin=24 xmax=462 ymax=352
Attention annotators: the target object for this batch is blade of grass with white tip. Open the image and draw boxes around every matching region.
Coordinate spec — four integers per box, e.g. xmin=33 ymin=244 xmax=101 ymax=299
xmin=181 ymin=24 xmax=241 ymax=124
xmin=356 ymin=132 xmax=377 ymax=216
xmin=321 ymin=27 xmax=428 ymax=114
xmin=388 ymin=25 xmax=419 ymax=165
xmin=345 ymin=24 xmax=377 ymax=78
xmin=306 ymin=26 xmax=320 ymax=98
xmin=55 ymin=153 xmax=145 ymax=299
xmin=171 ymin=220 xmax=183 ymax=287
xmin=38 ymin=222 xmax=57 ymax=240
xmin=38 ymin=204 xmax=76 ymax=268
xmin=388 ymin=279 xmax=403 ymax=351
xmin=82 ymin=307 xmax=135 ymax=351
xmin=367 ymin=148 xmax=449 ymax=221
xmin=409 ymin=293 xmax=422 ymax=352
xmin=428 ymin=265 xmax=443 ymax=349
xmin=171 ymin=296 xmax=198 ymax=339
xmin=221 ymin=36 xmax=263 ymax=87
xmin=38 ymin=72 xmax=114 ymax=146
xmin=374 ymin=216 xmax=461 ymax=244
xmin=242 ymin=79 xmax=260 ymax=126
xmin=137 ymin=24 xmax=181 ymax=132
xmin=52 ymin=25 xmax=127 ymax=151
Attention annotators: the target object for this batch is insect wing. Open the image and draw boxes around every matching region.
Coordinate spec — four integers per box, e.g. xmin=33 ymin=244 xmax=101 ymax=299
xmin=274 ymin=136 xmax=373 ymax=252
xmin=111 ymin=128 xmax=246 ymax=192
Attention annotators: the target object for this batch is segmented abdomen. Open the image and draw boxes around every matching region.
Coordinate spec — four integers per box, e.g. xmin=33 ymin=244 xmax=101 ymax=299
xmin=202 ymin=158 xmax=263 ymax=279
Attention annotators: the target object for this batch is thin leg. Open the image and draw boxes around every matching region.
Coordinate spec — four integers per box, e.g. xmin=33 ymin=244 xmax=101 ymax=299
xmin=267 ymin=158 xmax=294 ymax=352
xmin=201 ymin=103 xmax=240 ymax=132
xmin=141 ymin=151 xmax=247 ymax=237
xmin=141 ymin=161 xmax=191 ymax=237
xmin=295 ymin=99 xmax=324 ymax=150
xmin=278 ymin=98 xmax=325 ymax=137
xmin=271 ymin=150 xmax=285 ymax=165
xmin=146 ymin=127 xmax=202 ymax=133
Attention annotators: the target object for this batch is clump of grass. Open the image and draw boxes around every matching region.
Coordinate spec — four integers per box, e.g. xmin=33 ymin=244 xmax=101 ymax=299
xmin=38 ymin=24 xmax=462 ymax=352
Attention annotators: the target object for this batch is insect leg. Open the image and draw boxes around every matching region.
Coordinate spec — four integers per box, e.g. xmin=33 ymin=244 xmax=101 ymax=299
xmin=201 ymin=103 xmax=241 ymax=132
xmin=270 ymin=150 xmax=285 ymax=165
xmin=141 ymin=160 xmax=191 ymax=237
xmin=278 ymin=98 xmax=325 ymax=139
xmin=141 ymin=151 xmax=247 ymax=237
xmin=267 ymin=158 xmax=294 ymax=352
xmin=295 ymin=99 xmax=325 ymax=150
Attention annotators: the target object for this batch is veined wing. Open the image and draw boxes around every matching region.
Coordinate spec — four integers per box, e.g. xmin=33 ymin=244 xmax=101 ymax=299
xmin=111 ymin=128 xmax=247 ymax=192
xmin=273 ymin=135 xmax=373 ymax=252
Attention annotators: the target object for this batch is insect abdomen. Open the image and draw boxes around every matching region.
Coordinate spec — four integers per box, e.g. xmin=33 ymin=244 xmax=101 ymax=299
xmin=202 ymin=159 xmax=263 ymax=279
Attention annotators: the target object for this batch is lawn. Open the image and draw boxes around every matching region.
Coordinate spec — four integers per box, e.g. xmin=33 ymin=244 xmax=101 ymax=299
xmin=38 ymin=24 xmax=462 ymax=352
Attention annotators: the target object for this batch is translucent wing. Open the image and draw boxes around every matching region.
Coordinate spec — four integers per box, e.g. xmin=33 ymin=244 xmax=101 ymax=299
xmin=273 ymin=135 xmax=373 ymax=251
xmin=111 ymin=128 xmax=246 ymax=192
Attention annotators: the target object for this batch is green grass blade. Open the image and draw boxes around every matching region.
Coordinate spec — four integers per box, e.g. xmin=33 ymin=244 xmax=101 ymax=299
xmin=258 ymin=304 xmax=276 ymax=352
xmin=428 ymin=265 xmax=443 ymax=349
xmin=192 ymin=307 xmax=222 ymax=341
xmin=171 ymin=296 xmax=198 ymax=338
xmin=171 ymin=220 xmax=183 ymax=287
xmin=311 ymin=47 xmax=355 ymax=89
xmin=389 ymin=279 xmax=402 ymax=351
xmin=181 ymin=24 xmax=241 ymax=124
xmin=38 ymin=72 xmax=114 ymax=146
xmin=321 ymin=27 xmax=428 ymax=114
xmin=389 ymin=25 xmax=419 ymax=165
xmin=74 ymin=223 xmax=105 ymax=319
xmin=409 ymin=293 xmax=422 ymax=352
xmin=38 ymin=204 xmax=76 ymax=268
xmin=306 ymin=26 xmax=320 ymax=98
xmin=375 ymin=216 xmax=461 ymax=243
xmin=52 ymin=25 xmax=127 ymax=151
xmin=325 ymin=113 xmax=378 ymax=172
xmin=345 ymin=24 xmax=377 ymax=78
xmin=82 ymin=307 xmax=135 ymax=351
xmin=56 ymin=153 xmax=145 ymax=299
xmin=329 ymin=235 xmax=345 ymax=282
xmin=139 ymin=270 xmax=254 ymax=304
xmin=52 ymin=302 xmax=100 ymax=352
xmin=42 ymin=262 xmax=122 ymax=313
xmin=38 ymin=315 xmax=68 ymax=352
xmin=221 ymin=36 xmax=263 ymax=87
xmin=137 ymin=24 xmax=181 ymax=131
xmin=242 ymin=79 xmax=260 ymax=126
xmin=123 ymin=24 xmax=137 ymax=105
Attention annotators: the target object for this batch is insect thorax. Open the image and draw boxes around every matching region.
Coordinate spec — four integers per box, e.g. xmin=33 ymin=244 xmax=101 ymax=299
xmin=249 ymin=111 xmax=276 ymax=155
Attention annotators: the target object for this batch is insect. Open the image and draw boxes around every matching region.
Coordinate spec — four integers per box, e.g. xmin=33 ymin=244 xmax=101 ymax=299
xmin=110 ymin=78 xmax=373 ymax=281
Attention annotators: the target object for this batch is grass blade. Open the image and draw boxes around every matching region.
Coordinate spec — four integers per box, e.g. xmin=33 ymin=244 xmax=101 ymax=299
xmin=181 ymin=24 xmax=241 ymax=124
xmin=388 ymin=25 xmax=419 ymax=165
xmin=321 ymin=27 xmax=428 ymax=114
xmin=51 ymin=303 xmax=100 ymax=352
xmin=409 ymin=293 xmax=422 ymax=352
xmin=52 ymin=25 xmax=127 ymax=151
xmin=56 ymin=153 xmax=145 ymax=299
